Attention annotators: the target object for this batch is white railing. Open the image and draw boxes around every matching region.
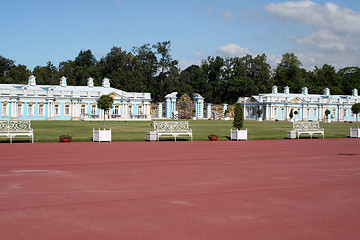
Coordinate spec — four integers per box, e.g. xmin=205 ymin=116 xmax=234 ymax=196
xmin=0 ymin=119 xmax=34 ymax=143
xmin=153 ymin=121 xmax=192 ymax=141
xmin=293 ymin=121 xmax=324 ymax=139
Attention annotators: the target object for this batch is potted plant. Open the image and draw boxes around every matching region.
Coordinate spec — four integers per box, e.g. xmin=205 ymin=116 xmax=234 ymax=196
xmin=324 ymin=109 xmax=331 ymax=123
xmin=93 ymin=94 xmax=114 ymax=142
xmin=208 ymin=134 xmax=218 ymax=141
xmin=223 ymin=109 xmax=230 ymax=120
xmin=294 ymin=110 xmax=299 ymax=121
xmin=59 ymin=134 xmax=72 ymax=142
xmin=257 ymin=108 xmax=262 ymax=121
xmin=289 ymin=109 xmax=294 ymax=122
xmin=350 ymin=103 xmax=360 ymax=138
xmin=231 ymin=103 xmax=247 ymax=140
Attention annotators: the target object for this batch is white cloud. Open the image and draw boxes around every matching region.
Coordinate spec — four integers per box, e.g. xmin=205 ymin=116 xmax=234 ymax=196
xmin=216 ymin=43 xmax=250 ymax=57
xmin=220 ymin=10 xmax=233 ymax=21
xmin=266 ymin=1 xmax=360 ymax=69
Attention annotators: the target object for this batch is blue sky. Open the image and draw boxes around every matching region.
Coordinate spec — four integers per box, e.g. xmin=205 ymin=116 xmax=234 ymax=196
xmin=1 ymin=0 xmax=360 ymax=71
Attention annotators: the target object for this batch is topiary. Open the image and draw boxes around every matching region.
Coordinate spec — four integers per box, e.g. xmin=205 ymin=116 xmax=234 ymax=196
xmin=233 ymin=103 xmax=244 ymax=130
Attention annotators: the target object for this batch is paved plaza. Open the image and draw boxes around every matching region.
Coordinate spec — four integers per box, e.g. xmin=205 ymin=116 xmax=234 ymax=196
xmin=1 ymin=139 xmax=359 ymax=239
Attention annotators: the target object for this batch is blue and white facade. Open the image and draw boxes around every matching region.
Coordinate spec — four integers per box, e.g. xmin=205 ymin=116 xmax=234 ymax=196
xmin=238 ymin=86 xmax=360 ymax=122
xmin=0 ymin=75 xmax=152 ymax=120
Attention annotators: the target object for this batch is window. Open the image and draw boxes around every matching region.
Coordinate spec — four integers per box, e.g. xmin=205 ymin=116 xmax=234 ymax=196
xmin=81 ymin=105 xmax=86 ymax=115
xmin=344 ymin=108 xmax=348 ymax=118
xmin=27 ymin=104 xmax=34 ymax=116
xmin=129 ymin=105 xmax=133 ymax=115
xmin=274 ymin=107 xmax=278 ymax=118
xmin=281 ymin=108 xmax=285 ymax=118
xmin=64 ymin=105 xmax=70 ymax=116
xmin=313 ymin=108 xmax=317 ymax=118
xmin=251 ymin=106 xmax=255 ymax=117
xmin=17 ymin=103 xmax=23 ymax=116
xmin=54 ymin=105 xmax=60 ymax=116
xmin=2 ymin=103 xmax=8 ymax=116
xmin=91 ymin=105 xmax=96 ymax=115
xmin=38 ymin=104 xmax=45 ymax=116
xmin=114 ymin=105 xmax=119 ymax=115
xmin=138 ymin=105 xmax=143 ymax=115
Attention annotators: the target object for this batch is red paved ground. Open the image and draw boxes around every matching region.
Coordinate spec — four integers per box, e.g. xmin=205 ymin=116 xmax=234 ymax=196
xmin=0 ymin=139 xmax=360 ymax=240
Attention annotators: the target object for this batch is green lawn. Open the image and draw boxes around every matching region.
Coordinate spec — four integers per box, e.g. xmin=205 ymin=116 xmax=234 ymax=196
xmin=8 ymin=119 xmax=352 ymax=142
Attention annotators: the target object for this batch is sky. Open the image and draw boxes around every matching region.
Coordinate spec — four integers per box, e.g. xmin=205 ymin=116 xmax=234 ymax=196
xmin=1 ymin=0 xmax=360 ymax=71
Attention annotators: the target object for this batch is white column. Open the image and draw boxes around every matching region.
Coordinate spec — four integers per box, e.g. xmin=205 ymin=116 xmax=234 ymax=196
xmin=48 ymin=102 xmax=53 ymax=119
xmin=11 ymin=101 xmax=16 ymax=118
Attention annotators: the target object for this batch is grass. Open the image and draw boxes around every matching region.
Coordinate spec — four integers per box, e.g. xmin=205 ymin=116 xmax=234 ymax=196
xmin=2 ymin=119 xmax=358 ymax=142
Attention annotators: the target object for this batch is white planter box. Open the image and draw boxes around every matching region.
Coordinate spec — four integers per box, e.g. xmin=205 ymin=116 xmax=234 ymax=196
xmin=93 ymin=129 xmax=111 ymax=142
xmin=286 ymin=130 xmax=296 ymax=139
xmin=350 ymin=128 xmax=360 ymax=138
xmin=231 ymin=129 xmax=247 ymax=141
xmin=258 ymin=117 xmax=262 ymax=122
xmin=146 ymin=131 xmax=157 ymax=141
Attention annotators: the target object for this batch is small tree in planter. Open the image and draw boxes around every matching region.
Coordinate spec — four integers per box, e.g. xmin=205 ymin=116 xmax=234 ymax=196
xmin=350 ymin=103 xmax=360 ymax=138
xmin=324 ymin=109 xmax=331 ymax=122
xmin=289 ymin=109 xmax=294 ymax=122
xmin=97 ymin=94 xmax=114 ymax=129
xmin=257 ymin=108 xmax=262 ymax=121
xmin=294 ymin=110 xmax=298 ymax=121
xmin=224 ymin=109 xmax=229 ymax=120
xmin=93 ymin=94 xmax=114 ymax=142
xmin=231 ymin=103 xmax=247 ymax=140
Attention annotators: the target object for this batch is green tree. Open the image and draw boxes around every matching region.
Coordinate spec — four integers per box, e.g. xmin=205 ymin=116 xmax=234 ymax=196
xmin=132 ymin=43 xmax=158 ymax=90
xmin=0 ymin=56 xmax=15 ymax=83
xmin=73 ymin=50 xmax=98 ymax=86
xmin=274 ymin=53 xmax=304 ymax=93
xmin=289 ymin=109 xmax=294 ymax=119
xmin=99 ymin=47 xmax=146 ymax=93
xmin=97 ymin=95 xmax=114 ymax=129
xmin=58 ymin=60 xmax=76 ymax=86
xmin=182 ymin=65 xmax=209 ymax=100
xmin=5 ymin=64 xmax=31 ymax=84
xmin=311 ymin=64 xmax=342 ymax=94
xmin=339 ymin=67 xmax=360 ymax=95
xmin=33 ymin=61 xmax=58 ymax=85
xmin=201 ymin=56 xmax=225 ymax=103
xmin=233 ymin=103 xmax=244 ymax=130
xmin=351 ymin=103 xmax=360 ymax=128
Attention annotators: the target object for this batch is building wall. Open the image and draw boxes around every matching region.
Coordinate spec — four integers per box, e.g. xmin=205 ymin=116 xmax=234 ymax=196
xmin=239 ymin=87 xmax=359 ymax=122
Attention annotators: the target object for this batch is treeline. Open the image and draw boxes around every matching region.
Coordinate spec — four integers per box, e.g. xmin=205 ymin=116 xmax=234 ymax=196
xmin=1 ymin=41 xmax=360 ymax=104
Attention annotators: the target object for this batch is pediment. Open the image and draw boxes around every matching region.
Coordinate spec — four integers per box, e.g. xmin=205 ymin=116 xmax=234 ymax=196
xmin=109 ymin=92 xmax=126 ymax=100
xmin=290 ymin=97 xmax=309 ymax=104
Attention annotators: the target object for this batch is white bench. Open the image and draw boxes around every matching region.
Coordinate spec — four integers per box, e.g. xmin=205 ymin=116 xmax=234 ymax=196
xmin=153 ymin=121 xmax=192 ymax=141
xmin=0 ymin=120 xmax=34 ymax=143
xmin=291 ymin=121 xmax=324 ymax=139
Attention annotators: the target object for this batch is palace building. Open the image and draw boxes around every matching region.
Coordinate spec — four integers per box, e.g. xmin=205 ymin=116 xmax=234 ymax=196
xmin=238 ymin=86 xmax=360 ymax=122
xmin=0 ymin=75 xmax=152 ymax=120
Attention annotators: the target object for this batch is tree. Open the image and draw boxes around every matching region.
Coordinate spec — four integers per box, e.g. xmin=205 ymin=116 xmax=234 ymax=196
xmin=33 ymin=61 xmax=58 ymax=85
xmin=5 ymin=64 xmax=31 ymax=84
xmin=351 ymin=103 xmax=360 ymax=128
xmin=0 ymin=56 xmax=15 ymax=83
xmin=311 ymin=64 xmax=342 ymax=94
xmin=233 ymin=103 xmax=244 ymax=130
xmin=73 ymin=50 xmax=98 ymax=86
xmin=274 ymin=53 xmax=304 ymax=93
xmin=201 ymin=56 xmax=225 ymax=103
xmin=339 ymin=67 xmax=360 ymax=95
xmin=289 ymin=109 xmax=294 ymax=119
xmin=325 ymin=109 xmax=331 ymax=119
xmin=99 ymin=47 xmax=146 ymax=92
xmin=97 ymin=95 xmax=114 ymax=129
